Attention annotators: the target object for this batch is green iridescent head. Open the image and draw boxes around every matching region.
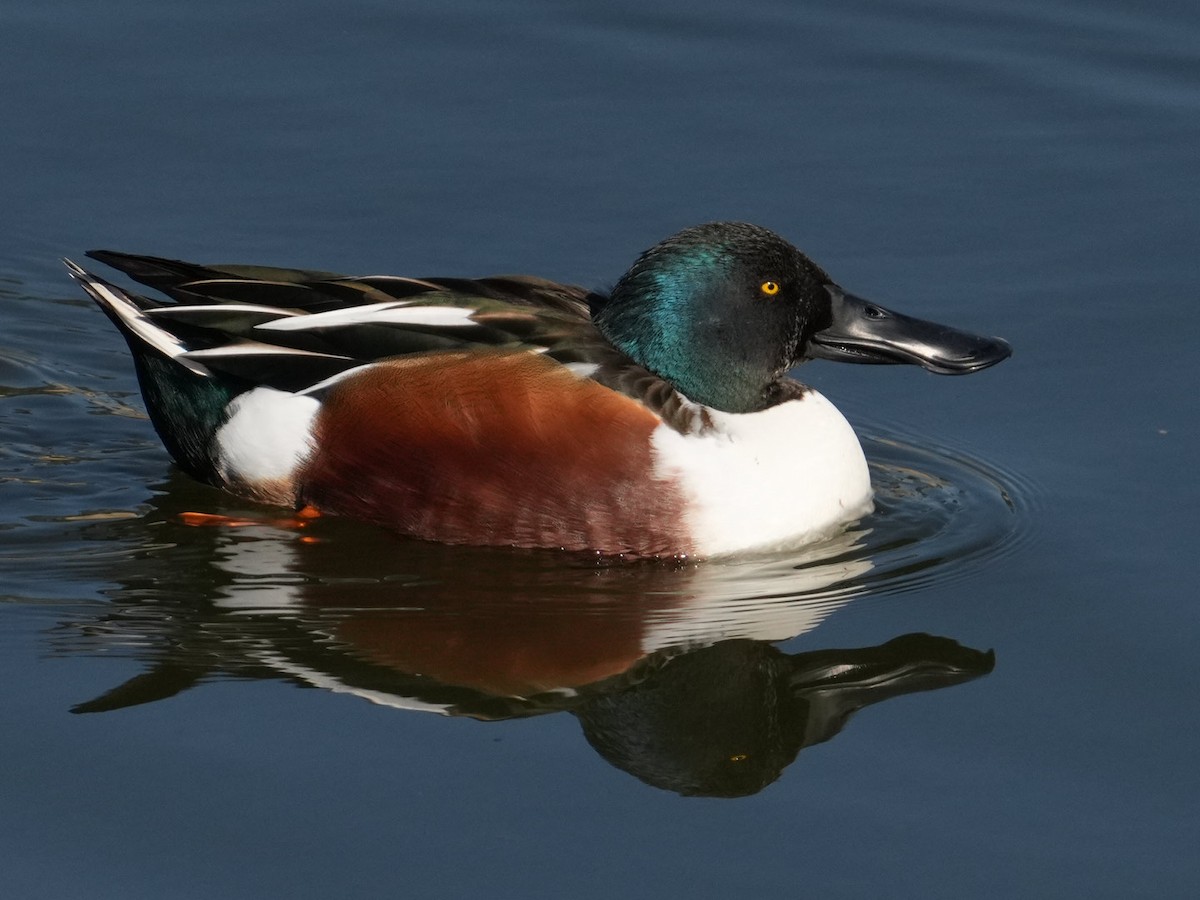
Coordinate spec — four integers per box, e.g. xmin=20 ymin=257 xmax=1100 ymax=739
xmin=592 ymin=222 xmax=834 ymax=413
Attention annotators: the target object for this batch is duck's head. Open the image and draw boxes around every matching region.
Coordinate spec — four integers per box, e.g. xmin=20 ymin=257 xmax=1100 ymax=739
xmin=592 ymin=222 xmax=1011 ymax=413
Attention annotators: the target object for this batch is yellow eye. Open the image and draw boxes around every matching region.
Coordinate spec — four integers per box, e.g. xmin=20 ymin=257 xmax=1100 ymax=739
xmin=760 ymin=281 xmax=780 ymax=297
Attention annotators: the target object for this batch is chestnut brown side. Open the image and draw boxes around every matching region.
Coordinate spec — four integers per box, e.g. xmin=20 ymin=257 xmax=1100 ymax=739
xmin=298 ymin=350 xmax=693 ymax=557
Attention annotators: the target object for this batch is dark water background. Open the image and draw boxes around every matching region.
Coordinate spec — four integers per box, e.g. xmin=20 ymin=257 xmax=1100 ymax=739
xmin=2 ymin=0 xmax=1197 ymax=897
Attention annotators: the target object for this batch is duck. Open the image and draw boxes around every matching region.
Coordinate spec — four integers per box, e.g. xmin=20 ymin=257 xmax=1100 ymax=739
xmin=66 ymin=222 xmax=1010 ymax=558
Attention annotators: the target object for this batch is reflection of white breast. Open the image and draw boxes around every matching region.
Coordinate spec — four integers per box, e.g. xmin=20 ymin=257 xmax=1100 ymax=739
xmin=650 ymin=390 xmax=874 ymax=557
xmin=209 ymin=525 xmax=308 ymax=610
xmin=639 ymin=528 xmax=875 ymax=653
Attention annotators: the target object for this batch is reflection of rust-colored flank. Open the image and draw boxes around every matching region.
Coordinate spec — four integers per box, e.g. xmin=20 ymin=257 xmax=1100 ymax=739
xmin=299 ymin=350 xmax=692 ymax=556
xmin=333 ymin=612 xmax=647 ymax=697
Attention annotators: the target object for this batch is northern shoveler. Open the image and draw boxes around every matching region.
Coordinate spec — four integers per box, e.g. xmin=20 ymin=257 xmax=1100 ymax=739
xmin=66 ymin=222 xmax=1010 ymax=557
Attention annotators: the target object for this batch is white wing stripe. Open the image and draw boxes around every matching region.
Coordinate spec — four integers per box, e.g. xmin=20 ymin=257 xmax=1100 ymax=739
xmin=149 ymin=304 xmax=302 ymax=319
xmin=296 ymin=364 xmax=376 ymax=395
xmin=256 ymin=302 xmax=476 ymax=331
xmin=182 ymin=343 xmax=352 ymax=361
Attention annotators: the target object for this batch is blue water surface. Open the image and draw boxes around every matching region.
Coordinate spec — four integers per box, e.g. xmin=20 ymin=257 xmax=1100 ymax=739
xmin=1 ymin=0 xmax=1198 ymax=897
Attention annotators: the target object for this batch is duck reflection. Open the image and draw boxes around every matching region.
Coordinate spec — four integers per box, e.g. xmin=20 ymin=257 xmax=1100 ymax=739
xmin=60 ymin=475 xmax=995 ymax=797
xmin=577 ymin=635 xmax=991 ymax=797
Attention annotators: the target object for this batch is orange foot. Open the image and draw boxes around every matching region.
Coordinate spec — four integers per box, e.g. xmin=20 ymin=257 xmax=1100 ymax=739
xmin=177 ymin=505 xmax=323 ymax=540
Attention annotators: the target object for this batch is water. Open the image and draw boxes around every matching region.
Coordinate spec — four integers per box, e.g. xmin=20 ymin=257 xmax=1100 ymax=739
xmin=2 ymin=0 xmax=1198 ymax=897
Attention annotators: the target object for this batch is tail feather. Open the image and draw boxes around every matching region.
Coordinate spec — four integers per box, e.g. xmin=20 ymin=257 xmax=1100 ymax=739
xmin=85 ymin=249 xmax=345 ymax=300
xmin=64 ymin=259 xmax=211 ymax=376
xmin=66 ymin=259 xmax=233 ymax=482
xmin=85 ymin=249 xmax=222 ymax=285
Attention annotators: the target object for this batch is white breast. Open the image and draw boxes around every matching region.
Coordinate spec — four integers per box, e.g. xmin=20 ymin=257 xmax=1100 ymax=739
xmin=650 ymin=389 xmax=873 ymax=557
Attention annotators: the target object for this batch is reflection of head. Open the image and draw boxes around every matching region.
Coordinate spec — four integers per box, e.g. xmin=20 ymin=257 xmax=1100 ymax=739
xmin=577 ymin=641 xmax=804 ymax=797
xmin=576 ymin=634 xmax=995 ymax=798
